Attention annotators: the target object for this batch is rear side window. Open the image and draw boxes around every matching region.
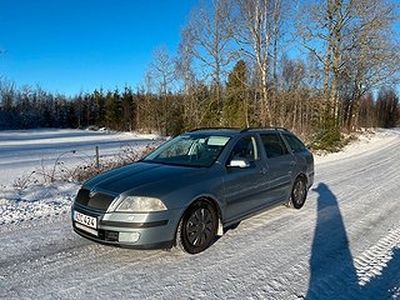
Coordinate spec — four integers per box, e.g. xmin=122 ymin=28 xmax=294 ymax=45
xmin=284 ymin=134 xmax=306 ymax=153
xmin=260 ymin=133 xmax=289 ymax=158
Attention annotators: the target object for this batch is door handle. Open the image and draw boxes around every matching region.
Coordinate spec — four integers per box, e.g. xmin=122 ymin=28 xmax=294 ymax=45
xmin=290 ymin=161 xmax=296 ymax=167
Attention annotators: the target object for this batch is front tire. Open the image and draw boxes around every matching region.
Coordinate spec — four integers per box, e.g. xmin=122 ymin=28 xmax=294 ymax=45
xmin=289 ymin=177 xmax=307 ymax=209
xmin=176 ymin=199 xmax=218 ymax=254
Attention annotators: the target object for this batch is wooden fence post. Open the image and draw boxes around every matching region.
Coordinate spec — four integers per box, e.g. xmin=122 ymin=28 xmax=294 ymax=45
xmin=95 ymin=146 xmax=100 ymax=170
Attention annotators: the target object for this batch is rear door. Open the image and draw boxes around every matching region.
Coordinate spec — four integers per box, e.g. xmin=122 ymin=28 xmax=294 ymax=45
xmin=282 ymin=133 xmax=314 ymax=181
xmin=260 ymin=133 xmax=295 ymax=205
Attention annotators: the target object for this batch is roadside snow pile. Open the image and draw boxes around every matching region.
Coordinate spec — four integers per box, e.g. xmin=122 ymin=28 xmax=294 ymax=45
xmin=0 ymin=182 xmax=79 ymax=225
xmin=314 ymin=128 xmax=400 ymax=164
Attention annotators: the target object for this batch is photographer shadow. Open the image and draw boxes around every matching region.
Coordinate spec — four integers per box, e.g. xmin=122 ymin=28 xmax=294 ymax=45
xmin=306 ymin=183 xmax=400 ymax=299
xmin=305 ymin=182 xmax=360 ymax=299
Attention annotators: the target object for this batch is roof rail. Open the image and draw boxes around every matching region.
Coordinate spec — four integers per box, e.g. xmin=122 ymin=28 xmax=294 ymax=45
xmin=240 ymin=127 xmax=290 ymax=133
xmin=189 ymin=127 xmax=241 ymax=132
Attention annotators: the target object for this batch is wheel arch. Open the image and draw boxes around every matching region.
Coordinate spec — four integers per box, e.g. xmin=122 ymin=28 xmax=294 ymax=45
xmin=295 ymin=172 xmax=308 ymax=185
xmin=174 ymin=195 xmax=224 ymax=245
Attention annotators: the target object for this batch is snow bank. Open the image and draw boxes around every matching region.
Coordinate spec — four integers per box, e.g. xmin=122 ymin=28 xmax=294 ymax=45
xmin=315 ymin=128 xmax=400 ymax=164
xmin=0 ymin=182 xmax=78 ymax=225
xmin=0 ymin=129 xmax=162 ymax=225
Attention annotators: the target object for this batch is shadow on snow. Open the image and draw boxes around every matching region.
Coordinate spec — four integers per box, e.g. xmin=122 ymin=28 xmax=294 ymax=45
xmin=305 ymin=183 xmax=400 ymax=300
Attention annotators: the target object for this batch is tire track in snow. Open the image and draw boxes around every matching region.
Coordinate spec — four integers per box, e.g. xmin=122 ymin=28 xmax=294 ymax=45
xmin=295 ymin=226 xmax=400 ymax=300
xmin=355 ymin=227 xmax=400 ymax=286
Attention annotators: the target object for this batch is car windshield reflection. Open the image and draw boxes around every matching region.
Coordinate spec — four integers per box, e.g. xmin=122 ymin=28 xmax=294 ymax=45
xmin=142 ymin=135 xmax=231 ymax=167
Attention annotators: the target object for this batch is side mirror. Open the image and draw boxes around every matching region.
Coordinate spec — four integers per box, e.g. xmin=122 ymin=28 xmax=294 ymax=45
xmin=227 ymin=158 xmax=251 ymax=169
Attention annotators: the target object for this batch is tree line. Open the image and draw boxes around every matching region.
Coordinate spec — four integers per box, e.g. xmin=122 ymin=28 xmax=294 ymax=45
xmin=1 ymin=0 xmax=399 ymax=149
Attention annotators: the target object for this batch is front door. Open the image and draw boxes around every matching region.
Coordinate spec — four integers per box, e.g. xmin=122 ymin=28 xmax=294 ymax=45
xmin=223 ymin=135 xmax=269 ymax=223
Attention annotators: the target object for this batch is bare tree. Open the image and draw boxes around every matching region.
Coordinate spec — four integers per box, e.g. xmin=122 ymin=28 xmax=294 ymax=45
xmin=342 ymin=0 xmax=400 ymax=129
xmin=176 ymin=27 xmax=201 ymax=129
xmin=232 ymin=0 xmax=290 ymax=126
xmin=135 ymin=74 xmax=157 ymax=133
xmin=147 ymin=46 xmax=176 ymax=134
xmin=298 ymin=0 xmax=399 ymax=130
xmin=184 ymin=0 xmax=234 ymax=124
xmin=148 ymin=46 xmax=176 ymax=96
xmin=233 ymin=0 xmax=271 ymax=125
xmin=298 ymin=0 xmax=357 ymax=126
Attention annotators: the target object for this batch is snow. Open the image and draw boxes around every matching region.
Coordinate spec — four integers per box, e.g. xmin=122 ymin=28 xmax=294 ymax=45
xmin=0 ymin=129 xmax=159 ymax=185
xmin=0 ymin=128 xmax=399 ymax=299
xmin=0 ymin=129 xmax=162 ymax=225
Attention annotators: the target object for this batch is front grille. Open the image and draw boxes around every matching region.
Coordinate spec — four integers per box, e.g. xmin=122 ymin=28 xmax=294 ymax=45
xmin=75 ymin=188 xmax=116 ymax=211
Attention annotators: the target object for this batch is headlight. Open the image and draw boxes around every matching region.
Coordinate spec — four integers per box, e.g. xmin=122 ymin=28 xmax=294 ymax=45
xmin=115 ymin=196 xmax=167 ymax=212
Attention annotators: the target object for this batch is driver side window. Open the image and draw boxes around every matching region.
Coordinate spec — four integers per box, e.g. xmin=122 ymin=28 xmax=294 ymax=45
xmin=229 ymin=136 xmax=259 ymax=161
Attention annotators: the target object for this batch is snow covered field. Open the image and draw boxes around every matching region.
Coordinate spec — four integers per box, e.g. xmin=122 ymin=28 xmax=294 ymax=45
xmin=0 ymin=129 xmax=161 ymax=224
xmin=0 ymin=128 xmax=160 ymax=186
xmin=0 ymin=128 xmax=399 ymax=299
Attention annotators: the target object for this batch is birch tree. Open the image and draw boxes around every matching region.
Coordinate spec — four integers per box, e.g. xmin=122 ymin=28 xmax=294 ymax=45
xmin=176 ymin=27 xmax=202 ymax=129
xmin=342 ymin=0 xmax=400 ymax=129
xmin=298 ymin=0 xmax=399 ymax=130
xmin=232 ymin=0 xmax=289 ymax=126
xmin=184 ymin=0 xmax=234 ymax=124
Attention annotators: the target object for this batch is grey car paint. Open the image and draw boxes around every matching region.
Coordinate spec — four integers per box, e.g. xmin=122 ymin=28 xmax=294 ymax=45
xmin=72 ymin=128 xmax=314 ymax=253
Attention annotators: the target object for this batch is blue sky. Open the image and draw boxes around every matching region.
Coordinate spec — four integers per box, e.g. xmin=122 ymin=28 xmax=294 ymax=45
xmin=0 ymin=0 xmax=198 ymax=96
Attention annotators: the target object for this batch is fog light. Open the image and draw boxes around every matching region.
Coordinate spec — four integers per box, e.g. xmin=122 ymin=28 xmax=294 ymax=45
xmin=105 ymin=230 xmax=119 ymax=242
xmin=119 ymin=232 xmax=140 ymax=243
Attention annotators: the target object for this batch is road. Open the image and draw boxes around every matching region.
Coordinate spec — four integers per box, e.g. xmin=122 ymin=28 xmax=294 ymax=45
xmin=1 ymin=130 xmax=399 ymax=300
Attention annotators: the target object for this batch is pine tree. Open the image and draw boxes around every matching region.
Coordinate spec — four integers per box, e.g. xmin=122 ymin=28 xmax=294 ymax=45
xmin=122 ymin=86 xmax=135 ymax=131
xmin=93 ymin=88 xmax=105 ymax=128
xmin=223 ymin=60 xmax=249 ymax=128
xmin=105 ymin=90 xmax=116 ymax=129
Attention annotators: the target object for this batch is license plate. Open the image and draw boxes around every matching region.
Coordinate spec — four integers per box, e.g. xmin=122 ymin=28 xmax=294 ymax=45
xmin=73 ymin=211 xmax=98 ymax=230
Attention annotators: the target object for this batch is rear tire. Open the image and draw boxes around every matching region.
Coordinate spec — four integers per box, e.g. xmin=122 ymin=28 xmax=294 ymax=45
xmin=176 ymin=199 xmax=218 ymax=254
xmin=289 ymin=177 xmax=307 ymax=209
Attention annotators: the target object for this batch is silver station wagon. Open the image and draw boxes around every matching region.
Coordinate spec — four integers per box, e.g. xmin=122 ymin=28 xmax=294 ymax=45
xmin=72 ymin=128 xmax=314 ymax=254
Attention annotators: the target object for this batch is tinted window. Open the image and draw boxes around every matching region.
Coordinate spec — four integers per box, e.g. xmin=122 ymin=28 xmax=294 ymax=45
xmin=284 ymin=134 xmax=306 ymax=153
xmin=229 ymin=136 xmax=259 ymax=161
xmin=260 ymin=133 xmax=289 ymax=158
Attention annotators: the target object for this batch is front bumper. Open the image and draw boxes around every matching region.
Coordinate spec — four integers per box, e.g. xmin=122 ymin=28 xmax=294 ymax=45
xmin=71 ymin=203 xmax=182 ymax=249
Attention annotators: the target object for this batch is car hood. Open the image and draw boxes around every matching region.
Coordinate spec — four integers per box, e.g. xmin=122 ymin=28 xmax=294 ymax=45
xmin=83 ymin=162 xmax=205 ymax=195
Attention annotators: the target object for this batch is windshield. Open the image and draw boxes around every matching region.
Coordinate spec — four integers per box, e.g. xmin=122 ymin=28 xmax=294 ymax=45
xmin=143 ymin=134 xmax=231 ymax=167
